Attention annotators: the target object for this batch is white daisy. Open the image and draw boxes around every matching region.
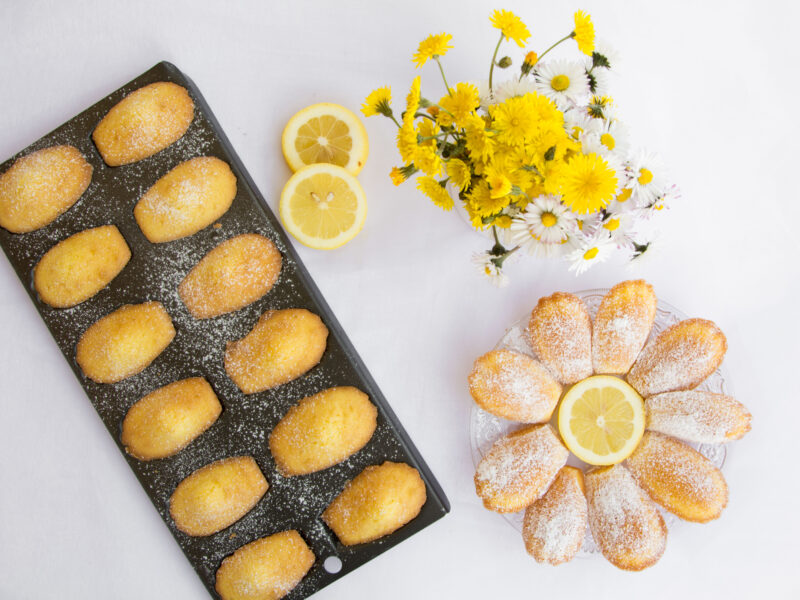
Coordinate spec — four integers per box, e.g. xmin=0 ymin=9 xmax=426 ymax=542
xmin=586 ymin=66 xmax=610 ymax=97
xmin=510 ymin=195 xmax=575 ymax=257
xmin=588 ymin=39 xmax=620 ymax=71
xmin=495 ymin=78 xmax=538 ymax=103
xmin=534 ymin=60 xmax=590 ymax=108
xmin=627 ymin=150 xmax=666 ymax=207
xmin=562 ymin=107 xmax=599 ymax=141
xmin=472 ymin=80 xmax=495 ymax=110
xmin=598 ymin=210 xmax=635 ymax=250
xmin=573 ymin=212 xmax=603 ymax=238
xmin=472 ymin=251 xmax=509 ymax=287
xmin=565 ymin=232 xmax=615 ymax=275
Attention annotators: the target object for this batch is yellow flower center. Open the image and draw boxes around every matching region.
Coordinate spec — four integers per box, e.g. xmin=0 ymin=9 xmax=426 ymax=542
xmin=600 ymin=132 xmax=615 ymax=150
xmin=551 ymin=75 xmax=570 ymax=92
xmin=617 ymin=188 xmax=632 ymax=203
xmin=583 ymin=247 xmax=599 ymax=260
xmin=541 ymin=212 xmax=557 ymax=227
xmin=603 ymin=218 xmax=620 ymax=231
xmin=484 ymin=266 xmax=492 ymax=276
xmin=638 ymin=168 xmax=653 ymax=185
xmin=511 ymin=117 xmax=520 ymax=127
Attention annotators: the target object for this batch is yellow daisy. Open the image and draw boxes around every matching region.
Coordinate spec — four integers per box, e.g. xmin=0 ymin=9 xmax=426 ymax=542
xmin=469 ymin=179 xmax=510 ymax=217
xmin=413 ymin=33 xmax=454 ymax=68
xmin=404 ymin=76 xmax=421 ymax=125
xmin=446 ymin=159 xmax=472 ymax=191
xmin=361 ymin=86 xmax=391 ymax=117
xmin=389 ymin=167 xmax=406 ymax=186
xmin=487 ymin=172 xmax=512 ymax=198
xmin=396 ymin=123 xmax=418 ymax=165
xmin=417 ymin=176 xmax=454 ymax=210
xmin=559 ymin=152 xmax=618 ymax=214
xmin=414 ymin=142 xmax=443 ymax=177
xmin=489 ymin=96 xmax=537 ymax=147
xmin=489 ymin=9 xmax=531 ymax=47
xmin=437 ymin=82 xmax=480 ymax=128
xmin=464 ymin=114 xmax=495 ymax=164
xmin=573 ymin=11 xmax=595 ymax=56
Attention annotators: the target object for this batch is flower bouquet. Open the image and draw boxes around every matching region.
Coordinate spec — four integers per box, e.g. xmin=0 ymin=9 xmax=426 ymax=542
xmin=362 ymin=9 xmax=677 ymax=285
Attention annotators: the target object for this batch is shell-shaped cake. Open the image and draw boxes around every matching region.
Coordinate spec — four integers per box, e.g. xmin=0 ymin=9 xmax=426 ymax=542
xmin=322 ymin=461 xmax=426 ymax=546
xmin=134 ymin=156 xmax=237 ymax=243
xmin=626 ymin=431 xmax=728 ymax=523
xmin=34 ymin=225 xmax=131 ymax=308
xmin=474 ymin=424 xmax=569 ymax=513
xmin=628 ymin=318 xmax=727 ymax=397
xmin=92 ymin=81 xmax=194 ymax=166
xmin=179 ymin=233 xmax=282 ymax=319
xmin=121 ymin=377 xmax=222 ymax=460
xmin=526 ymin=292 xmax=592 ymax=384
xmin=269 ymin=386 xmax=377 ymax=476
xmin=169 ymin=456 xmax=268 ymax=537
xmin=215 ymin=530 xmax=315 ymax=600
xmin=224 ymin=308 xmax=328 ymax=394
xmin=76 ymin=301 xmax=175 ymax=383
xmin=0 ymin=145 xmax=92 ymax=233
xmin=522 ymin=466 xmax=587 ymax=565
xmin=645 ymin=390 xmax=752 ymax=444
xmin=468 ymin=349 xmax=562 ymax=423
xmin=585 ymin=464 xmax=667 ymax=571
xmin=592 ymin=280 xmax=657 ymax=374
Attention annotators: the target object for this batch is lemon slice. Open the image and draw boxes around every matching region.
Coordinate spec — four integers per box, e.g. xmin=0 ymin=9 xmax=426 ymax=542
xmin=557 ymin=375 xmax=645 ymax=466
xmin=279 ymin=163 xmax=367 ymax=250
xmin=282 ymin=103 xmax=368 ymax=175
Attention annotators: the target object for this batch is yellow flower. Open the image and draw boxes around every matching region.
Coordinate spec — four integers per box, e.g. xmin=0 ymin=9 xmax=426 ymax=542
xmin=446 ymin=159 xmax=471 ymax=191
xmin=361 ymin=86 xmax=392 ymax=117
xmin=390 ymin=167 xmax=405 ymax=186
xmin=413 ymin=33 xmax=453 ymax=68
xmin=487 ymin=172 xmax=512 ymax=198
xmin=573 ymin=11 xmax=595 ymax=56
xmin=414 ymin=143 xmax=442 ymax=176
xmin=437 ymin=82 xmax=480 ymax=128
xmin=524 ymin=51 xmax=538 ymax=67
xmin=490 ymin=96 xmax=537 ymax=147
xmin=404 ymin=76 xmax=421 ymax=125
xmin=417 ymin=176 xmax=454 ymax=211
xmin=494 ymin=215 xmax=513 ymax=228
xmin=490 ymin=9 xmax=531 ymax=47
xmin=468 ymin=179 xmax=510 ymax=217
xmin=559 ymin=152 xmax=618 ymax=214
xmin=464 ymin=114 xmax=494 ymax=164
xmin=396 ymin=123 xmax=418 ymax=165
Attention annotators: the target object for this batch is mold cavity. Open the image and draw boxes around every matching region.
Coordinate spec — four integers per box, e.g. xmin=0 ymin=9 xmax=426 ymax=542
xmin=323 ymin=556 xmax=342 ymax=574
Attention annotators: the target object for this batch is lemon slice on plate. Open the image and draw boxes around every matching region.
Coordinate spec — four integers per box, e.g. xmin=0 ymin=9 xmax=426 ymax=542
xmin=282 ymin=103 xmax=368 ymax=175
xmin=557 ymin=375 xmax=645 ymax=466
xmin=279 ymin=163 xmax=367 ymax=250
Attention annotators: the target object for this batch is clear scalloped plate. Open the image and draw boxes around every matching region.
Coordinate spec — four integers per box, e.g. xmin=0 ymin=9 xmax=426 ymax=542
xmin=469 ymin=288 xmax=732 ymax=556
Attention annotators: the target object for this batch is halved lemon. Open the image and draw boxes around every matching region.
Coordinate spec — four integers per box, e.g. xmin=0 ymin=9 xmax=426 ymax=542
xmin=281 ymin=103 xmax=368 ymax=175
xmin=279 ymin=163 xmax=367 ymax=250
xmin=557 ymin=375 xmax=645 ymax=466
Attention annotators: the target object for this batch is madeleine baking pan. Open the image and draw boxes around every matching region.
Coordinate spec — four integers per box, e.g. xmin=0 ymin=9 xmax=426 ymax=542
xmin=0 ymin=61 xmax=449 ymax=599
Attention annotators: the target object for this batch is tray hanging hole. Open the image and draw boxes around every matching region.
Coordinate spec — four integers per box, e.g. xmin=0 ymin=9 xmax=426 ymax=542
xmin=323 ymin=556 xmax=342 ymax=574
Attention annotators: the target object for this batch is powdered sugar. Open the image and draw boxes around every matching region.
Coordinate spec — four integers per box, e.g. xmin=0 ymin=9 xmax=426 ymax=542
xmin=645 ymin=390 xmax=751 ymax=444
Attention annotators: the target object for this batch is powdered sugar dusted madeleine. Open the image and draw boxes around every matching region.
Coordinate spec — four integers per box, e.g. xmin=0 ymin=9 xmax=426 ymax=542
xmin=323 ymin=461 xmax=426 ymax=546
xmin=645 ymin=391 xmax=751 ymax=444
xmin=585 ymin=464 xmax=667 ymax=571
xmin=526 ymin=292 xmax=592 ymax=384
xmin=215 ymin=530 xmax=315 ymax=600
xmin=224 ymin=308 xmax=328 ymax=394
xmin=134 ymin=156 xmax=237 ymax=243
xmin=626 ymin=431 xmax=728 ymax=523
xmin=179 ymin=233 xmax=282 ymax=319
xmin=628 ymin=318 xmax=727 ymax=397
xmin=269 ymin=386 xmax=377 ymax=476
xmin=475 ymin=424 xmax=569 ymax=513
xmin=468 ymin=349 xmax=561 ymax=423
xmin=169 ymin=456 xmax=268 ymax=537
xmin=76 ymin=302 xmax=175 ymax=383
xmin=522 ymin=466 xmax=587 ymax=565
xmin=121 ymin=377 xmax=222 ymax=461
xmin=592 ymin=280 xmax=656 ymax=374
xmin=0 ymin=145 xmax=92 ymax=233
xmin=93 ymin=81 xmax=194 ymax=166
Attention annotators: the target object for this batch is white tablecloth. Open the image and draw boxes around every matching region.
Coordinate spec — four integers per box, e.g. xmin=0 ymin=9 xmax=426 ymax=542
xmin=1 ymin=1 xmax=797 ymax=598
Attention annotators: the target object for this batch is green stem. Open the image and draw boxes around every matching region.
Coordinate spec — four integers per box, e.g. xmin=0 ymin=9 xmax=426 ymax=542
xmin=488 ymin=33 xmax=504 ymax=94
xmin=389 ymin=114 xmax=402 ymax=128
xmin=435 ymin=57 xmax=453 ymax=96
xmin=537 ymin=32 xmax=574 ymax=62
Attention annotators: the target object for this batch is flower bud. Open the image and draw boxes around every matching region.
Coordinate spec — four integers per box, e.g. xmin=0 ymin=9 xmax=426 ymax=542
xmin=497 ymin=56 xmax=512 ymax=68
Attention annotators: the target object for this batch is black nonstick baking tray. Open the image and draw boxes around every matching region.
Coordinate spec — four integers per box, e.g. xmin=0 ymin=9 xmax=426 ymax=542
xmin=0 ymin=61 xmax=449 ymax=599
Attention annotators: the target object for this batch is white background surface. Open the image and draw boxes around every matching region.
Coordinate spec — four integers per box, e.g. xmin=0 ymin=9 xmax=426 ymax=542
xmin=1 ymin=1 xmax=798 ymax=598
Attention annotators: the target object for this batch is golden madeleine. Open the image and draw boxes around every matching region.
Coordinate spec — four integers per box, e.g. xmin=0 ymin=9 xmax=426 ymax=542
xmin=34 ymin=225 xmax=131 ymax=308
xmin=215 ymin=530 xmax=315 ymax=600
xmin=592 ymin=280 xmax=657 ymax=374
xmin=645 ymin=390 xmax=752 ymax=444
xmin=134 ymin=156 xmax=237 ymax=243
xmin=474 ymin=424 xmax=569 ymax=513
xmin=0 ymin=145 xmax=92 ymax=233
xmin=169 ymin=456 xmax=268 ymax=537
xmin=522 ymin=466 xmax=587 ymax=565
xmin=224 ymin=308 xmax=328 ymax=394
xmin=269 ymin=386 xmax=377 ymax=476
xmin=76 ymin=302 xmax=175 ymax=383
xmin=179 ymin=233 xmax=282 ymax=319
xmin=92 ymin=81 xmax=194 ymax=166
xmin=626 ymin=431 xmax=728 ymax=523
xmin=628 ymin=318 xmax=727 ymax=397
xmin=121 ymin=377 xmax=222 ymax=461
xmin=322 ymin=461 xmax=426 ymax=546
xmin=468 ymin=349 xmax=561 ymax=423
xmin=526 ymin=292 xmax=593 ymax=384
xmin=585 ymin=464 xmax=667 ymax=571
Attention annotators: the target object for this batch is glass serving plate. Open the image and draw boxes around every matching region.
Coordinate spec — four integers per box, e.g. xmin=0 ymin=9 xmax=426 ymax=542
xmin=469 ymin=288 xmax=731 ymax=556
